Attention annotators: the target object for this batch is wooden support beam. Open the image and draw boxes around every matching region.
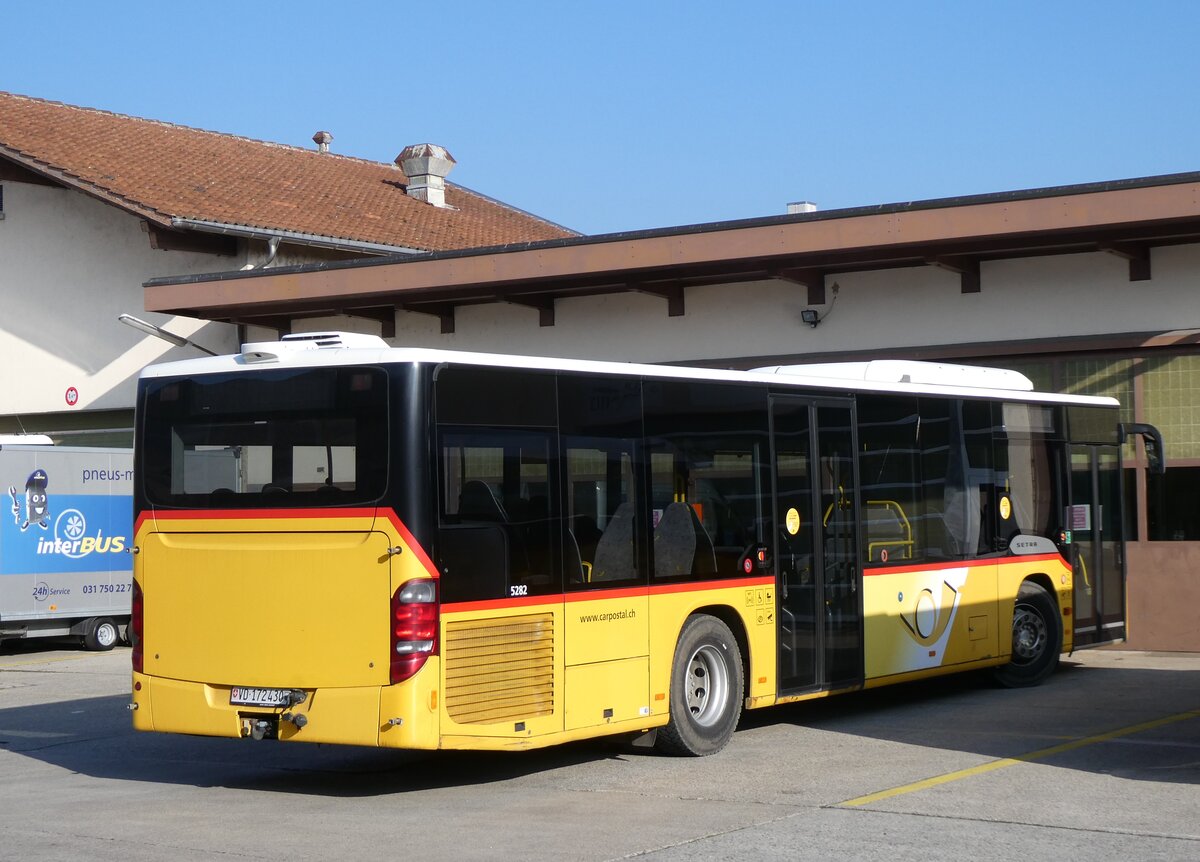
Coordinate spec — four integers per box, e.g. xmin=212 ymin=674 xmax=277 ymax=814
xmin=341 ymin=306 xmax=397 ymax=338
xmin=770 ymin=268 xmax=826 ymax=305
xmin=143 ymin=222 xmax=238 ymax=256
xmin=928 ymin=257 xmax=981 ymax=293
xmin=1099 ymin=242 xmax=1152 ymax=281
xmin=632 ymin=284 xmax=685 ymax=317
xmin=231 ymin=316 xmax=290 ymax=337
xmin=0 ymin=159 xmax=59 ymax=186
xmin=401 ymin=303 xmax=456 ymax=334
xmin=505 ymin=296 xmax=556 ymax=327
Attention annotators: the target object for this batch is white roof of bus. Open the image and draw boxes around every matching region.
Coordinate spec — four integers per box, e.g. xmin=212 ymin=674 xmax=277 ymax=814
xmin=138 ymin=332 xmax=1119 ymax=408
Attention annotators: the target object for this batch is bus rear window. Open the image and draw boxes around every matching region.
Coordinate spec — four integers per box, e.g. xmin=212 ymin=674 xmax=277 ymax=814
xmin=140 ymin=367 xmax=388 ymax=508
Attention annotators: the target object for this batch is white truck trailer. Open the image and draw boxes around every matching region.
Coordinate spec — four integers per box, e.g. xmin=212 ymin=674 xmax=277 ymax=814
xmin=0 ymin=444 xmax=133 ymax=650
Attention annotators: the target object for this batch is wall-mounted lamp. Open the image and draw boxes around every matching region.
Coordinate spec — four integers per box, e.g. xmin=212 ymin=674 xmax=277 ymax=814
xmin=118 ymin=314 xmax=219 ymax=356
xmin=799 ymin=281 xmax=840 ymax=329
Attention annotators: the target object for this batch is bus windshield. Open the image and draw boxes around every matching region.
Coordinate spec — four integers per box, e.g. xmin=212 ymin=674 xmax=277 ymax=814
xmin=139 ymin=366 xmax=389 ymax=508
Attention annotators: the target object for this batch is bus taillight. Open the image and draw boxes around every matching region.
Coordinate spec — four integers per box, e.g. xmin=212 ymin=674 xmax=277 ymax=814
xmin=131 ymin=579 xmax=144 ymax=674
xmin=391 ymin=579 xmax=438 ymax=684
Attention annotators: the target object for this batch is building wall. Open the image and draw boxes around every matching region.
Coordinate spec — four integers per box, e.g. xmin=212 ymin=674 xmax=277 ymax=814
xmin=382 ymin=241 xmax=1199 ymax=651
xmin=390 ymin=244 xmax=1200 ymax=364
xmin=0 ymin=180 xmax=243 ymax=418
xmin=1126 ymin=542 xmax=1200 ymax=650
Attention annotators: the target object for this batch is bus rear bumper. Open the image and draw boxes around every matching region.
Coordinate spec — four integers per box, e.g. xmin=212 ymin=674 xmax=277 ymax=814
xmin=131 ymin=671 xmax=439 ymax=749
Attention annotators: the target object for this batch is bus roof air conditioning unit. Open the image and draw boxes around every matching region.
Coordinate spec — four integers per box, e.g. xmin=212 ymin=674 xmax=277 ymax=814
xmin=240 ymin=332 xmax=389 ymax=363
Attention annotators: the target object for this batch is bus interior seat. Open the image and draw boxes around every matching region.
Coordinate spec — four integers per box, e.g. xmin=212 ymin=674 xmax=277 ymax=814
xmin=459 ymin=480 xmax=507 ymax=522
xmin=315 ymin=484 xmax=345 ymax=500
xmin=572 ymin=514 xmax=602 ymax=563
xmin=689 ymin=505 xmax=718 ymax=575
xmin=654 ymin=502 xmax=697 ymax=578
xmin=520 ymin=495 xmax=552 ymax=578
xmin=436 ymin=524 xmax=508 ymax=603
xmin=654 ymin=502 xmax=719 ymax=577
xmin=590 ymin=502 xmax=635 ymax=581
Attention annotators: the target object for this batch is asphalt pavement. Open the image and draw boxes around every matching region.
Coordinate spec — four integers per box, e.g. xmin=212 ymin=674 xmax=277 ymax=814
xmin=1 ymin=642 xmax=1197 ymax=861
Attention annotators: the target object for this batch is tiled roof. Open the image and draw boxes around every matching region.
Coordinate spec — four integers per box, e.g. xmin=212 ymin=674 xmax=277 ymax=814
xmin=0 ymin=91 xmax=577 ymax=251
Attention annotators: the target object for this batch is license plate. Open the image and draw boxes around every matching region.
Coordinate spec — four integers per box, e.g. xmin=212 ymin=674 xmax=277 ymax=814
xmin=230 ymin=686 xmax=290 ymax=707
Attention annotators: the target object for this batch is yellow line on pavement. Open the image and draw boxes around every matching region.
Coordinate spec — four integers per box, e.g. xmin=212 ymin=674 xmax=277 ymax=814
xmin=838 ymin=709 xmax=1200 ymax=808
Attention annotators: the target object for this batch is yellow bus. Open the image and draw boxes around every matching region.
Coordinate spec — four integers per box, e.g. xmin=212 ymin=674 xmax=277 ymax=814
xmin=128 ymin=333 xmax=1161 ymax=755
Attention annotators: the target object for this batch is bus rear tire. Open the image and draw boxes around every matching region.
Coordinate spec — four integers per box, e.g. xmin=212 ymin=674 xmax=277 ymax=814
xmin=82 ymin=617 xmax=119 ymax=652
xmin=656 ymin=615 xmax=743 ymax=756
xmin=993 ymin=582 xmax=1061 ymax=688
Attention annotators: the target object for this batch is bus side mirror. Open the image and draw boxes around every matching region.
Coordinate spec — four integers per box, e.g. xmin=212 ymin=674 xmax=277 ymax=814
xmin=1120 ymin=423 xmax=1166 ymax=476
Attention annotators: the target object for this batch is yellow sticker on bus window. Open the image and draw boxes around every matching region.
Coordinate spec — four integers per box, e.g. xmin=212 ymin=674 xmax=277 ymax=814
xmin=999 ymin=495 xmax=1012 ymax=520
xmin=786 ymin=508 xmax=801 ymax=535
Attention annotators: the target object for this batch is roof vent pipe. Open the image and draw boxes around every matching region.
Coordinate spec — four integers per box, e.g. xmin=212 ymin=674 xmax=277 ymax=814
xmin=312 ymin=131 xmax=333 ymax=153
xmin=787 ymin=201 xmax=818 ymax=215
xmin=397 ymin=144 xmax=456 ymax=208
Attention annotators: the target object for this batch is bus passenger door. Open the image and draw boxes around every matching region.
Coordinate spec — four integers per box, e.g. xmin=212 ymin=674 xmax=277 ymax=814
xmin=770 ymin=396 xmax=863 ymax=694
xmin=1070 ymin=445 xmax=1125 ymax=646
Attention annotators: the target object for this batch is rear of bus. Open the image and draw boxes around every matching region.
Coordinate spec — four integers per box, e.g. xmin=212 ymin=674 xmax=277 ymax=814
xmin=129 ymin=348 xmax=440 ymax=748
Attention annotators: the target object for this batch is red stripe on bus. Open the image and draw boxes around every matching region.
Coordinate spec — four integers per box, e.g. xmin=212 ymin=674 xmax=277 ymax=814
xmin=863 ymin=553 xmax=1068 ymax=577
xmin=649 ymin=575 xmax=774 ymax=595
xmin=443 ymin=594 xmax=562 ymax=614
xmin=443 ymin=575 xmax=776 ymax=614
xmin=381 ymin=510 xmax=439 ymax=579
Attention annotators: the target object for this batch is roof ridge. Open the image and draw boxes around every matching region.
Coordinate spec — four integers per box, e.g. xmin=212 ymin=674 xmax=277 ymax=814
xmin=0 ymin=90 xmax=405 ymax=171
xmin=0 ymin=90 xmax=576 ymax=251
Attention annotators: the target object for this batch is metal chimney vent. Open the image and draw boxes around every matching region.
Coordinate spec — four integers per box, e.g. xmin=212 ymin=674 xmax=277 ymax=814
xmin=397 ymin=143 xmax=456 ymax=208
xmin=312 ymin=131 xmax=333 ymax=154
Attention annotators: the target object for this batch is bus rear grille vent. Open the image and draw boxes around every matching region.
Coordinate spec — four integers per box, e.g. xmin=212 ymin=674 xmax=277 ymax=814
xmin=444 ymin=613 xmax=555 ymax=725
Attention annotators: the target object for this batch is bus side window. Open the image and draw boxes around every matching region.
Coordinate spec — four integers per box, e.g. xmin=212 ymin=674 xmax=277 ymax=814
xmin=563 ymin=444 xmax=639 ymax=585
xmin=559 ymin=373 xmax=645 ymax=589
xmin=643 ymin=379 xmax=769 ymax=580
xmin=857 ymin=395 xmax=921 ymax=564
xmin=435 ymin=429 xmax=559 ymax=602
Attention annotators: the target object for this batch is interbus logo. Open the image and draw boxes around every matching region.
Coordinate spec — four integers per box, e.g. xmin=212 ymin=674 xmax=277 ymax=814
xmin=36 ymin=508 xmax=127 ymax=559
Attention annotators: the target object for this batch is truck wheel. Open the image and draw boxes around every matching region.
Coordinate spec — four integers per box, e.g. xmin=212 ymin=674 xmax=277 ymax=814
xmin=82 ymin=617 xmax=119 ymax=652
xmin=993 ymin=582 xmax=1061 ymax=688
xmin=656 ymin=615 xmax=743 ymax=756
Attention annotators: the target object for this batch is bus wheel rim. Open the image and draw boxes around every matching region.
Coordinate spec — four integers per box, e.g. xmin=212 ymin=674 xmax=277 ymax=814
xmin=685 ymin=644 xmax=729 ymax=727
xmin=1011 ymin=604 xmax=1047 ymax=664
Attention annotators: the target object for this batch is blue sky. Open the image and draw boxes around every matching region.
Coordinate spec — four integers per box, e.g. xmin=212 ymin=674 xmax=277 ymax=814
xmin=6 ymin=2 xmax=1198 ymax=235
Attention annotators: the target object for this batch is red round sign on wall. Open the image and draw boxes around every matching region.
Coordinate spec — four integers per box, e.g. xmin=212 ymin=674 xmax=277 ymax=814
xmin=64 ymin=387 xmax=79 ymax=407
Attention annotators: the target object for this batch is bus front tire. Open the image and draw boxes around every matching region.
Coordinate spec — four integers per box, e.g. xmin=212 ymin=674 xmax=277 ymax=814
xmin=656 ymin=615 xmax=743 ymax=756
xmin=82 ymin=617 xmax=119 ymax=652
xmin=993 ymin=582 xmax=1061 ymax=688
